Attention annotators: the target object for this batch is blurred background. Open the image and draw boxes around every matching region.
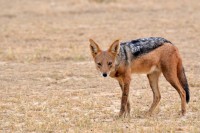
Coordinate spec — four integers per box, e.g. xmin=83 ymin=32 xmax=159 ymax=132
xmin=0 ymin=0 xmax=199 ymax=62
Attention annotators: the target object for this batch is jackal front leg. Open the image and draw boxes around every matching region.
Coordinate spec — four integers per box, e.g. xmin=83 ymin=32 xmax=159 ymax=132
xmin=118 ymin=79 xmax=130 ymax=117
xmin=119 ymin=76 xmax=131 ymax=118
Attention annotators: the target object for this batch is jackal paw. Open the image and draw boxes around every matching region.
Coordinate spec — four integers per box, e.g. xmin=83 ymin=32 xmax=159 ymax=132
xmin=144 ymin=111 xmax=153 ymax=117
xmin=178 ymin=110 xmax=186 ymax=116
xmin=118 ymin=110 xmax=130 ymax=118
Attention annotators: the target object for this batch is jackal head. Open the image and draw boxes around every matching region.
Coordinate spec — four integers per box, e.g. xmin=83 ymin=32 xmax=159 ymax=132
xmin=89 ymin=39 xmax=120 ymax=77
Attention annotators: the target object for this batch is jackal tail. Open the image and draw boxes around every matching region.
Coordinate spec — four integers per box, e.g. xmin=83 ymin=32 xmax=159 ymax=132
xmin=177 ymin=61 xmax=190 ymax=103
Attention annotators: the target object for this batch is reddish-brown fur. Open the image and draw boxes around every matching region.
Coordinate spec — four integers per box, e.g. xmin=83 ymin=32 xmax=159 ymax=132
xmin=89 ymin=39 xmax=189 ymax=118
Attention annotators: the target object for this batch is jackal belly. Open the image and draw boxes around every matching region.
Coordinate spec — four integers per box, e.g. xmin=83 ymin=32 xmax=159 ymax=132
xmin=131 ymin=57 xmax=160 ymax=74
xmin=131 ymin=64 xmax=159 ymax=74
xmin=130 ymin=46 xmax=162 ymax=74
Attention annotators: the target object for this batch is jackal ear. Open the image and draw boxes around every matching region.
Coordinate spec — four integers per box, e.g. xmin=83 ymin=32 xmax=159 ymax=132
xmin=109 ymin=40 xmax=120 ymax=55
xmin=89 ymin=39 xmax=101 ymax=57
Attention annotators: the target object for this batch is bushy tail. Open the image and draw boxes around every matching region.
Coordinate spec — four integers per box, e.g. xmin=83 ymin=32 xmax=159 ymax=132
xmin=177 ymin=61 xmax=190 ymax=103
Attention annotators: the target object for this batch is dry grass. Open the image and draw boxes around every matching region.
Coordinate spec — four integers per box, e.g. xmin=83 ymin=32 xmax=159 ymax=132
xmin=0 ymin=0 xmax=200 ymax=132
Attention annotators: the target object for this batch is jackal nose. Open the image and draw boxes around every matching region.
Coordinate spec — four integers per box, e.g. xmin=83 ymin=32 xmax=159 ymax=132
xmin=102 ymin=73 xmax=107 ymax=77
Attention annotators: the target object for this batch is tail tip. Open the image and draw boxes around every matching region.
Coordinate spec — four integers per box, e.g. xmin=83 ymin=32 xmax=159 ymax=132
xmin=186 ymin=94 xmax=190 ymax=103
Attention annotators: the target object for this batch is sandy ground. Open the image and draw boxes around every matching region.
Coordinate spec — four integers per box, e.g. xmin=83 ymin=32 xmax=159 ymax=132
xmin=0 ymin=0 xmax=200 ymax=132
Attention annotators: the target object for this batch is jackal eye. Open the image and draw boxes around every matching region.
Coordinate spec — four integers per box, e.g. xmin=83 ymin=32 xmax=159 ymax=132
xmin=108 ymin=62 xmax=112 ymax=66
xmin=97 ymin=63 xmax=102 ymax=66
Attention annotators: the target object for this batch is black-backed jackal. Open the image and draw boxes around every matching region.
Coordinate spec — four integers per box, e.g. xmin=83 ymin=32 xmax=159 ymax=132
xmin=89 ymin=37 xmax=189 ymax=117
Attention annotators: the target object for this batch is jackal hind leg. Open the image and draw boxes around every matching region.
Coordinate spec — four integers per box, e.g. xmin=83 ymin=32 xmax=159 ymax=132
xmin=147 ymin=71 xmax=161 ymax=116
xmin=162 ymin=66 xmax=186 ymax=116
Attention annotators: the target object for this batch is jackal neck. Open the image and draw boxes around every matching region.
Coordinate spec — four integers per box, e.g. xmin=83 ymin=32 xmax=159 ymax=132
xmin=114 ymin=45 xmax=129 ymax=72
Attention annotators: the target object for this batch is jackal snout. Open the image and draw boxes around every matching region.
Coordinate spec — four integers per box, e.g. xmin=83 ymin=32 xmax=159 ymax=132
xmin=102 ymin=73 xmax=107 ymax=77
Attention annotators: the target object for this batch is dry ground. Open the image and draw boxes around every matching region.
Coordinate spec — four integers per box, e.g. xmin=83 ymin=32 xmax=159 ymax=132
xmin=0 ymin=0 xmax=200 ymax=132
